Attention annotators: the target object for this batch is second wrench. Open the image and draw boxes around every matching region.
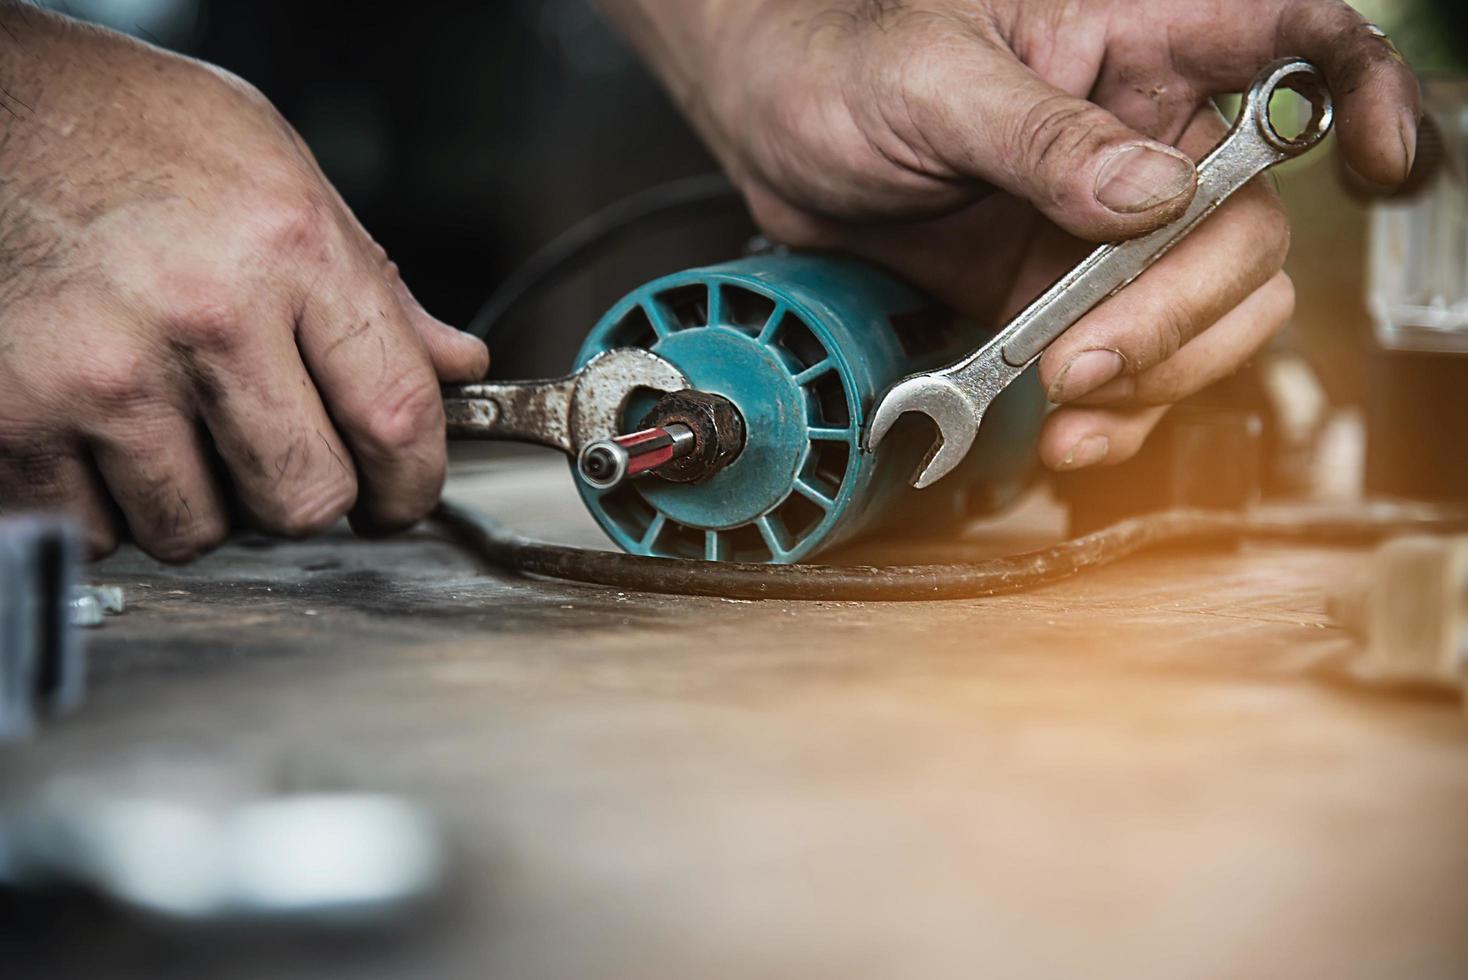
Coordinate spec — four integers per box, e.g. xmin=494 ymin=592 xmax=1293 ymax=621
xmin=866 ymin=58 xmax=1334 ymax=488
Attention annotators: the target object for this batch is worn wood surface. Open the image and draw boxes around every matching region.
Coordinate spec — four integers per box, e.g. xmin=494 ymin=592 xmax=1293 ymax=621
xmin=3 ymin=451 xmax=1466 ymax=979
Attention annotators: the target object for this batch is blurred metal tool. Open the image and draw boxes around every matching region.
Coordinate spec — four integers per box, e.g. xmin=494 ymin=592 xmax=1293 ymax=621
xmin=0 ymin=778 xmax=446 ymax=923
xmin=70 ymin=584 xmax=126 ymax=628
xmin=0 ymin=517 xmax=87 ymax=741
xmin=867 ymin=58 xmax=1334 ymax=488
xmin=1328 ymin=535 xmax=1468 ymax=702
xmin=443 ymin=347 xmax=687 ymax=457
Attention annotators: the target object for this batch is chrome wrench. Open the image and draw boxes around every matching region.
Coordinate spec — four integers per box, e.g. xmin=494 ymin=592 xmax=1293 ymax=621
xmin=865 ymin=58 xmax=1334 ymax=488
xmin=443 ymin=347 xmax=688 ymax=456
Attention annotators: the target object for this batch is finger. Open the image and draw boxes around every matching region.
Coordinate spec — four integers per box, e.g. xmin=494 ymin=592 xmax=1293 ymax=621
xmin=387 ymin=265 xmax=490 ymax=383
xmin=893 ymin=33 xmax=1197 ymax=241
xmin=1039 ymin=404 xmax=1170 ymax=472
xmin=297 ymin=260 xmax=448 ymax=534
xmin=90 ymin=412 xmax=230 ymax=563
xmin=1075 ymin=273 xmax=1294 ymax=407
xmin=169 ymin=303 xmax=360 ymax=538
xmin=1279 ymin=4 xmax=1421 ymax=185
xmin=1037 ymin=109 xmax=1289 ymax=403
xmin=0 ymin=435 xmax=118 ymax=558
xmin=1163 ymin=0 xmax=1421 ymax=185
xmin=302 ymin=158 xmax=489 ymax=384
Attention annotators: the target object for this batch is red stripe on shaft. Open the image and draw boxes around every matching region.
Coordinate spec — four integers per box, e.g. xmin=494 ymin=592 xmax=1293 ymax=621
xmin=614 ymin=427 xmax=677 ymax=476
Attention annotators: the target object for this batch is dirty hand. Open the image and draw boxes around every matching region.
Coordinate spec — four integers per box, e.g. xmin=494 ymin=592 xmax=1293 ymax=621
xmin=600 ymin=0 xmax=1419 ymax=470
xmin=0 ymin=6 xmax=488 ymax=561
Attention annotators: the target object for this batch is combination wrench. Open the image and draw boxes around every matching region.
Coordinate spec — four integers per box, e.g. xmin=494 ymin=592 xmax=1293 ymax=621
xmin=442 ymin=347 xmax=688 ymax=455
xmin=865 ymin=58 xmax=1334 ymax=488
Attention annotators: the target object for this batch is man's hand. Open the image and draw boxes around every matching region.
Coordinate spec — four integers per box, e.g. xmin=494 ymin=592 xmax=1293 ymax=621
xmin=600 ymin=0 xmax=1419 ymax=471
xmin=0 ymin=6 xmax=488 ymax=560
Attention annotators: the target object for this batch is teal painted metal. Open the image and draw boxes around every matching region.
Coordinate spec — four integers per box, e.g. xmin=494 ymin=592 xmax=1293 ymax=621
xmin=573 ymin=254 xmax=1045 ymax=563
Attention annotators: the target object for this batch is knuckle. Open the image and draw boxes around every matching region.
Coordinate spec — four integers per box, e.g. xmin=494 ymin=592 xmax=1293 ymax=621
xmin=183 ymin=511 xmax=230 ymax=555
xmin=246 ymin=429 xmax=360 ymax=537
xmin=118 ymin=477 xmax=228 ymax=563
xmin=360 ymin=379 xmax=445 ymax=459
xmin=166 ymin=295 xmax=242 ymax=353
xmin=379 ymin=256 xmax=407 ymax=293
xmin=253 ymin=189 xmax=332 ymax=254
xmin=145 ymin=518 xmax=227 ymax=564
xmin=71 ymin=348 xmax=155 ymax=415
xmin=1132 ymin=365 xmax=1190 ymax=406
xmin=264 ymin=479 xmax=356 ymax=539
xmin=1145 ymin=295 xmax=1195 ymax=365
xmin=1015 ymin=97 xmax=1114 ymax=203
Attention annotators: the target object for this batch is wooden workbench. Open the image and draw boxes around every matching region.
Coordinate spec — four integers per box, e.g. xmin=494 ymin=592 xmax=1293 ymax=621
xmin=3 ymin=451 xmax=1466 ymax=979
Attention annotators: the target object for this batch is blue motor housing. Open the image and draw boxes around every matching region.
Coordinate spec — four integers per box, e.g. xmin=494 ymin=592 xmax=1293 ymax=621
xmin=573 ymin=254 xmax=1045 ymax=563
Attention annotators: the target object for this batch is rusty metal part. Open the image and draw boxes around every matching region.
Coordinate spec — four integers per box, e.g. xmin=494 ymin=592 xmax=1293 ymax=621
xmin=866 ymin=59 xmax=1334 ymax=488
xmin=443 ymin=348 xmax=688 ymax=456
xmin=636 ymin=389 xmax=746 ymax=484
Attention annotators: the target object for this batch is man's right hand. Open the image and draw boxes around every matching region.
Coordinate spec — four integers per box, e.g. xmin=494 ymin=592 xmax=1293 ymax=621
xmin=0 ymin=5 xmax=488 ymax=561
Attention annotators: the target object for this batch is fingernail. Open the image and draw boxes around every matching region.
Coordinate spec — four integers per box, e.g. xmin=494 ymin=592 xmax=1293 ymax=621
xmin=1366 ymin=23 xmax=1407 ymax=65
xmin=1048 ymin=349 xmax=1124 ymax=403
xmin=1095 ymin=143 xmax=1196 ymax=214
xmin=1399 ymin=107 xmax=1418 ymax=176
xmin=1055 ymin=435 xmax=1110 ymax=471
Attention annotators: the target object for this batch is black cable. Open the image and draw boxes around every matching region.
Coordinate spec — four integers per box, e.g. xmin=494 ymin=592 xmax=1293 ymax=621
xmin=467 ymin=172 xmax=744 ymax=343
xmin=432 ymin=500 xmax=1468 ymax=602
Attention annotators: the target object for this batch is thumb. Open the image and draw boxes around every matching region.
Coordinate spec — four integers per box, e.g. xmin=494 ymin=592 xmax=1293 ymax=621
xmin=389 ymin=270 xmax=491 ymax=383
xmin=917 ymin=48 xmax=1198 ymax=241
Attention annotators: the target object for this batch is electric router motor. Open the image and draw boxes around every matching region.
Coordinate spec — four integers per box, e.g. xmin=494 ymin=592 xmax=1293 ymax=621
xmin=574 ymin=253 xmax=1046 ymax=563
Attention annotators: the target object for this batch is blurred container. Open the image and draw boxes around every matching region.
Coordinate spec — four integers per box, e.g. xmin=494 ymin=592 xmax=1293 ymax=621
xmin=1368 ymin=77 xmax=1468 ymax=353
xmin=1365 ymin=75 xmax=1468 ymax=501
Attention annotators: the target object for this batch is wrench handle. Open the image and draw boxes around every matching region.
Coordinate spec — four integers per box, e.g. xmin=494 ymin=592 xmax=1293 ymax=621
xmin=442 ymin=378 xmax=576 ymax=451
xmin=441 ymin=348 xmax=689 ymax=454
xmin=988 ymin=59 xmax=1332 ymax=371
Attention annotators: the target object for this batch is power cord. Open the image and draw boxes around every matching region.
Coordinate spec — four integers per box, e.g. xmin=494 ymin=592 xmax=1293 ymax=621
xmin=467 ymin=172 xmax=743 ymax=343
xmin=432 ymin=499 xmax=1468 ymax=601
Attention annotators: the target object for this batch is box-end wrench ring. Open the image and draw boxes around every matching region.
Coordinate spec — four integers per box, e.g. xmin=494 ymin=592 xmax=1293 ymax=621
xmin=443 ymin=347 xmax=688 ymax=456
xmin=865 ymin=58 xmax=1333 ymax=489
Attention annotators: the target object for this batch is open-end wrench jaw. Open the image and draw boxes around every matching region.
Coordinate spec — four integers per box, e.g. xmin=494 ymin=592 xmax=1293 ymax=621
xmin=864 ymin=372 xmax=980 ymax=490
xmin=866 ymin=337 xmax=1019 ymax=488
